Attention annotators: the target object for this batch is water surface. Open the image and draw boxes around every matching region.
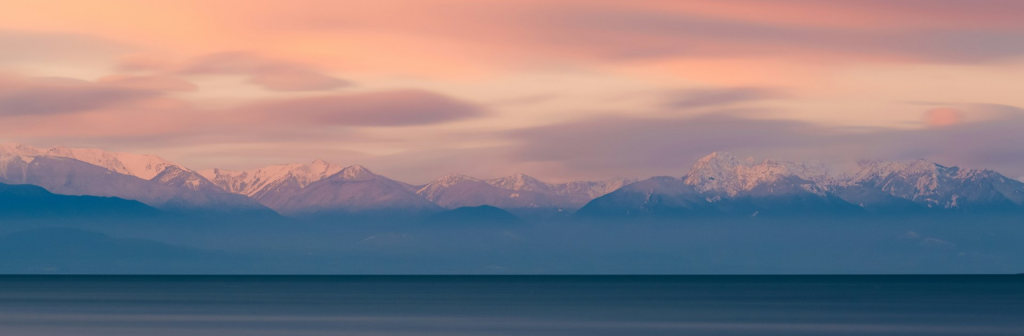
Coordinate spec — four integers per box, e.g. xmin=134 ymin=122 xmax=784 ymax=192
xmin=1 ymin=275 xmax=1022 ymax=335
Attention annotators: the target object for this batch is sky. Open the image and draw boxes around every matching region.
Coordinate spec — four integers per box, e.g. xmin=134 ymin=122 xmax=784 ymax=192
xmin=1 ymin=0 xmax=1023 ymax=183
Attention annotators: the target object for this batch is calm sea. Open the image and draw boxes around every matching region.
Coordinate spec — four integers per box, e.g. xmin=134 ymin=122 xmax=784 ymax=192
xmin=0 ymin=275 xmax=1022 ymax=335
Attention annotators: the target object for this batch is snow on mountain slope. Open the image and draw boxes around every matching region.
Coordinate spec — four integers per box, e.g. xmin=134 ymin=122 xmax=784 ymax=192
xmin=553 ymin=178 xmax=638 ymax=200
xmin=417 ymin=173 xmax=637 ymax=212
xmin=576 ymin=172 xmax=867 ymax=219
xmin=259 ymin=165 xmax=439 ymax=217
xmin=575 ymin=176 xmax=715 ymax=218
xmin=683 ymin=152 xmax=836 ymax=197
xmin=334 ymin=164 xmax=379 ymax=181
xmin=579 ymin=151 xmax=1024 ymax=218
xmin=1 ymin=143 xmax=182 ymax=180
xmin=417 ymin=173 xmax=576 ymax=212
xmin=5 ymin=142 xmax=1020 ymax=217
xmin=416 ymin=173 xmax=484 ymax=203
xmin=152 ymin=166 xmax=224 ymax=193
xmin=200 ymin=159 xmax=635 ymax=216
xmin=486 ymin=173 xmax=554 ymax=193
xmin=486 ymin=173 xmax=636 ymax=202
xmin=200 ymin=159 xmax=344 ymax=197
xmin=0 ymin=155 xmax=274 ymax=215
xmin=0 ymin=143 xmax=221 ymax=192
xmin=844 ymin=160 xmax=1024 ymax=209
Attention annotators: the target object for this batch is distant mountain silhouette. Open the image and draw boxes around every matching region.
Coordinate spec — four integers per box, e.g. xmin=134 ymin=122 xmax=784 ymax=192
xmin=0 ymin=182 xmax=160 ymax=219
xmin=426 ymin=205 xmax=524 ymax=225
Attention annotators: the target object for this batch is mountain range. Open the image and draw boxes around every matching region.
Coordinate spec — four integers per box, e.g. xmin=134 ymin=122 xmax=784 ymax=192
xmin=414 ymin=173 xmax=634 ymax=218
xmin=0 ymin=145 xmax=273 ymax=216
xmin=577 ymin=152 xmax=1024 ymax=219
xmin=0 ymin=143 xmax=633 ymax=220
xmin=2 ymin=144 xmax=1023 ymax=222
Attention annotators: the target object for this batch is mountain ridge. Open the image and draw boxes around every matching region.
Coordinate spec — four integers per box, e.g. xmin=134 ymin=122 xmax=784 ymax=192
xmin=258 ymin=165 xmax=441 ymax=218
xmin=199 ymin=159 xmax=346 ymax=197
xmin=4 ymin=143 xmax=1024 ymax=220
xmin=1 ymin=143 xmax=183 ymax=180
xmin=577 ymin=152 xmax=1024 ymax=219
xmin=0 ymin=151 xmax=274 ymax=216
xmin=413 ymin=172 xmax=636 ymax=219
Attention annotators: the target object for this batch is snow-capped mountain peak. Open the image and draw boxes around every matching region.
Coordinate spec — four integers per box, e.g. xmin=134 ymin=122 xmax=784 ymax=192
xmin=845 ymin=159 xmax=943 ymax=195
xmin=684 ymin=152 xmax=833 ymax=196
xmin=683 ymin=152 xmax=866 ymax=196
xmin=553 ymin=177 xmax=638 ymax=199
xmin=684 ymin=152 xmax=746 ymax=195
xmin=0 ymin=147 xmax=271 ymax=213
xmin=426 ymin=173 xmax=479 ymax=188
xmin=336 ymin=164 xmax=376 ymax=180
xmin=415 ymin=171 xmax=638 ymax=214
xmin=152 ymin=166 xmax=215 ymax=191
xmin=0 ymin=143 xmax=39 ymax=155
xmin=841 ymin=159 xmax=1009 ymax=207
xmin=691 ymin=152 xmax=742 ymax=170
xmin=486 ymin=173 xmax=551 ymax=193
xmin=415 ymin=173 xmax=481 ymax=201
xmin=677 ymin=152 xmax=1024 ymax=210
xmin=200 ymin=159 xmax=345 ymax=196
xmin=1 ymin=143 xmax=182 ymax=180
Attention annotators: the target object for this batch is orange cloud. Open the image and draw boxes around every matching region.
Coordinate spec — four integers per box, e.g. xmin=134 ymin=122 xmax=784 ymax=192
xmin=924 ymin=108 xmax=964 ymax=127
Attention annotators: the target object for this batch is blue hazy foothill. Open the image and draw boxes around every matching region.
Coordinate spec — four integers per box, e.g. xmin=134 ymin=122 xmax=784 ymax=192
xmin=0 ymin=183 xmax=159 ymax=218
xmin=426 ymin=205 xmax=524 ymax=225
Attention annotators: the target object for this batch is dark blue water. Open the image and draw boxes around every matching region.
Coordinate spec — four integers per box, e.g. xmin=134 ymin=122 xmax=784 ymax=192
xmin=0 ymin=275 xmax=1022 ymax=335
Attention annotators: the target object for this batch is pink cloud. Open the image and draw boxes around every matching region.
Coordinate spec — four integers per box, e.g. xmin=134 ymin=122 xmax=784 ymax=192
xmin=174 ymin=52 xmax=352 ymax=92
xmin=924 ymin=108 xmax=965 ymax=127
xmin=95 ymin=75 xmax=197 ymax=92
xmin=246 ymin=68 xmax=351 ymax=92
xmin=258 ymin=0 xmax=1024 ymax=64
xmin=239 ymin=89 xmax=483 ymax=127
xmin=662 ymin=87 xmax=783 ymax=110
xmin=0 ymin=75 xmax=165 ymax=116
